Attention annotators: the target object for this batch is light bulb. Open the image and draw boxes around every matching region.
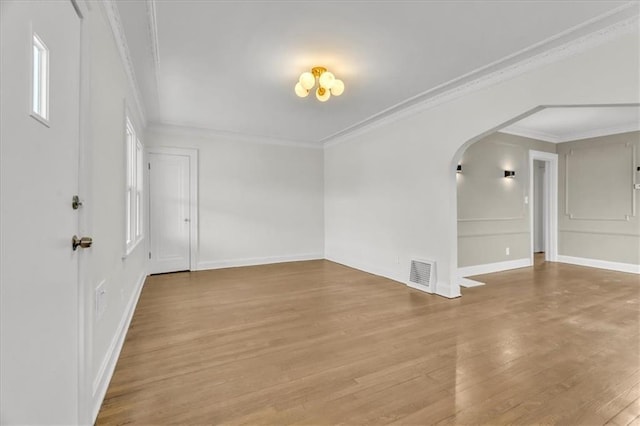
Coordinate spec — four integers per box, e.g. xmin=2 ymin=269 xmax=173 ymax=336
xmin=299 ymin=72 xmax=315 ymax=90
xmin=294 ymin=82 xmax=309 ymax=98
xmin=330 ymin=79 xmax=344 ymax=96
xmin=318 ymin=71 xmax=335 ymax=89
xmin=316 ymin=87 xmax=331 ymax=102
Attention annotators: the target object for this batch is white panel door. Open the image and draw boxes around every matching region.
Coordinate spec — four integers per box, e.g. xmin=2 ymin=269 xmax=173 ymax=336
xmin=0 ymin=1 xmax=83 ymax=423
xmin=149 ymin=153 xmax=191 ymax=273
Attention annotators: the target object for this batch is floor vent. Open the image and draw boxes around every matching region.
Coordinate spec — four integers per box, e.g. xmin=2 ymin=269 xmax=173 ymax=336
xmin=409 ymin=259 xmax=436 ymax=292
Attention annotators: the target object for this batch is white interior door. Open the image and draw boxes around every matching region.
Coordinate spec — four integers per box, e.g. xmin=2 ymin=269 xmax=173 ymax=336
xmin=0 ymin=1 xmax=84 ymax=423
xmin=149 ymin=152 xmax=191 ymax=274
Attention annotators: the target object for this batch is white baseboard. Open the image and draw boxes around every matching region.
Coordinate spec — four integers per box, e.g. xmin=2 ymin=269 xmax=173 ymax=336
xmin=196 ymin=253 xmax=324 ymax=271
xmin=432 ymin=281 xmax=461 ymax=299
xmin=557 ymin=255 xmax=640 ymax=274
xmin=325 ymin=255 xmax=398 ymax=284
xmin=406 ymin=281 xmax=431 ymax=293
xmin=458 ymin=258 xmax=531 ymax=278
xmin=460 ymin=277 xmax=485 ymax=288
xmin=91 ymin=270 xmax=147 ymax=423
xmin=326 ymin=254 xmax=460 ymax=298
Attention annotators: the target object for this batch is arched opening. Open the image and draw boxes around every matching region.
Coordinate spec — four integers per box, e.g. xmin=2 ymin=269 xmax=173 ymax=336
xmin=450 ymin=104 xmax=639 ymax=293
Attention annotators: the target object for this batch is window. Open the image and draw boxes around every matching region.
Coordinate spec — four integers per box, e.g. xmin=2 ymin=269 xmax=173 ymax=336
xmin=125 ymin=118 xmax=144 ymax=254
xmin=31 ymin=33 xmax=49 ymax=123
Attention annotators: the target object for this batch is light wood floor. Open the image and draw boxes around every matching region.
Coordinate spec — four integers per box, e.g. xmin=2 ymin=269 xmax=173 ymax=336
xmin=97 ymin=257 xmax=640 ymax=425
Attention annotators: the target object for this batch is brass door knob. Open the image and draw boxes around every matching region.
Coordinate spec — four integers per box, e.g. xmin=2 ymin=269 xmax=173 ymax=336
xmin=72 ymin=235 xmax=93 ymax=251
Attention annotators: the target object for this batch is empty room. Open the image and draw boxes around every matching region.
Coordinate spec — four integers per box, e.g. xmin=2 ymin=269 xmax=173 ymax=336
xmin=1 ymin=1 xmax=639 ymax=425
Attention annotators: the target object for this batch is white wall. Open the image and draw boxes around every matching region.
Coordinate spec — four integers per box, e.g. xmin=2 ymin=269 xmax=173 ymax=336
xmin=456 ymin=133 xmax=555 ymax=268
xmin=85 ymin=4 xmax=149 ymax=421
xmin=325 ymin=31 xmax=640 ymax=298
xmin=146 ymin=126 xmax=325 ymax=269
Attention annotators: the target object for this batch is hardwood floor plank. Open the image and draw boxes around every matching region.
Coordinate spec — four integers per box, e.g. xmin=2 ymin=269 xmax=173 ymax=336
xmin=96 ymin=257 xmax=640 ymax=425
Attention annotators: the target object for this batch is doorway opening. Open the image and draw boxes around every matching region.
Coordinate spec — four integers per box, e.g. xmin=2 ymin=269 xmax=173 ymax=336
xmin=528 ymin=150 xmax=558 ymax=266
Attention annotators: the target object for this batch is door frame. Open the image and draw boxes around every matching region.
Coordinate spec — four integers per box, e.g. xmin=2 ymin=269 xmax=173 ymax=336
xmin=528 ymin=150 xmax=558 ymax=264
xmin=147 ymin=146 xmax=199 ymax=272
xmin=74 ymin=0 xmax=92 ymax=423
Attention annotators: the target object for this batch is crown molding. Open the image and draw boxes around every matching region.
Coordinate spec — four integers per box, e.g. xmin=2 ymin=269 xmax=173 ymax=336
xmin=499 ymin=126 xmax=563 ymax=143
xmin=323 ymin=4 xmax=639 ymax=148
xmin=560 ymin=122 xmax=640 ymax=142
xmin=99 ymin=0 xmax=148 ymax=127
xmin=145 ymin=0 xmax=162 ymax=111
xmin=501 ymin=121 xmax=640 ymax=143
xmin=145 ymin=0 xmax=160 ymax=71
xmin=147 ymin=122 xmax=323 ymax=149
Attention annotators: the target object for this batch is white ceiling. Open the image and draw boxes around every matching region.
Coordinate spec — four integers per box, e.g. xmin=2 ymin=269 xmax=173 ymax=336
xmin=500 ymin=106 xmax=640 ymax=142
xmin=114 ymin=1 xmax=637 ymax=144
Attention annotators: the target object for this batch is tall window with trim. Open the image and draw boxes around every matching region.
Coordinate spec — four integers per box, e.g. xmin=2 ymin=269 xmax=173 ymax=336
xmin=31 ymin=33 xmax=49 ymax=123
xmin=125 ymin=118 xmax=143 ymax=254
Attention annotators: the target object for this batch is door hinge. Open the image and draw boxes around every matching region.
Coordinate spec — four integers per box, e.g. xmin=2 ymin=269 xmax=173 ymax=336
xmin=149 ymin=252 xmax=151 ymax=259
xmin=148 ymin=163 xmax=151 ymax=170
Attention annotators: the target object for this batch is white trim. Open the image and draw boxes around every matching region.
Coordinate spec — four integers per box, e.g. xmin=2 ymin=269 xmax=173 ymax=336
xmin=325 ymin=255 xmax=397 ymax=284
xmin=147 ymin=122 xmax=323 ymax=150
xmin=561 ymin=122 xmax=640 ymax=142
xmin=406 ymin=281 xmax=431 ymax=293
xmin=146 ymin=147 xmax=199 ymax=272
xmin=529 ymin=150 xmax=559 ymax=264
xmin=145 ymin=0 xmax=160 ymax=72
xmin=557 ymin=255 xmax=640 ymax=274
xmin=76 ymin=2 xmax=92 ymax=422
xmin=460 ymin=277 xmax=485 ymax=288
xmin=197 ymin=253 xmax=324 ymax=271
xmin=145 ymin=0 xmax=162 ymax=112
xmin=500 ymin=122 xmax=640 ymax=143
xmin=458 ymin=258 xmax=532 ymax=277
xmin=564 ymin=142 xmax=636 ymax=221
xmin=29 ymin=31 xmax=50 ymax=127
xmin=431 ymin=281 xmax=461 ymax=299
xmin=91 ymin=270 xmax=147 ymax=423
xmin=323 ymin=7 xmax=639 ymax=147
xmin=499 ymin=126 xmax=563 ymax=143
xmin=325 ymin=255 xmax=459 ymax=299
xmin=99 ymin=0 xmax=147 ymax=127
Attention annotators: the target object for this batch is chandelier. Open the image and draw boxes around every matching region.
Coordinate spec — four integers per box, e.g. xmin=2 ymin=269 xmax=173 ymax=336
xmin=294 ymin=66 xmax=345 ymax=102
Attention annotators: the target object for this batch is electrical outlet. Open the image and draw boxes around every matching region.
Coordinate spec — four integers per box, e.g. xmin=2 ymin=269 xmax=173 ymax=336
xmin=634 ymin=184 xmax=640 ymax=190
xmin=505 ymin=247 xmax=510 ymax=256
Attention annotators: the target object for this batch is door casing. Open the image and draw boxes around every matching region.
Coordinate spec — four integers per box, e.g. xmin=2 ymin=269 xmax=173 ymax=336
xmin=147 ymin=146 xmax=199 ymax=273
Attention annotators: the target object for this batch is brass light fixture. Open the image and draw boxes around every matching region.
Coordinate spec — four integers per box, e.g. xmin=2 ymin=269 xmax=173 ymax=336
xmin=295 ymin=66 xmax=344 ymax=102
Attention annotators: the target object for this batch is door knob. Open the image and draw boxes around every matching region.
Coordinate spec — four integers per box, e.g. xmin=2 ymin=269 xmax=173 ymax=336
xmin=72 ymin=235 xmax=93 ymax=251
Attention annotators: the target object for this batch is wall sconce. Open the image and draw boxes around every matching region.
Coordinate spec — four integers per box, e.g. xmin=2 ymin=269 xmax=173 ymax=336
xmin=504 ymin=170 xmax=516 ymax=178
xmin=457 ymin=164 xmax=462 ymax=173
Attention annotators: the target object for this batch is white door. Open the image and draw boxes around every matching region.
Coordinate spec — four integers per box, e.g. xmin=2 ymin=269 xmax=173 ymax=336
xmin=149 ymin=152 xmax=191 ymax=274
xmin=0 ymin=1 xmax=84 ymax=424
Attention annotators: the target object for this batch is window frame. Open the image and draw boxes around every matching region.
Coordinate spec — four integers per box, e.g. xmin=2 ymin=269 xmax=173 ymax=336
xmin=30 ymin=32 xmax=50 ymax=126
xmin=124 ymin=116 xmax=144 ymax=257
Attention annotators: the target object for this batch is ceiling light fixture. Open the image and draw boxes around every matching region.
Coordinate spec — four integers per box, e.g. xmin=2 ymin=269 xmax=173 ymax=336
xmin=295 ymin=66 xmax=344 ymax=102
